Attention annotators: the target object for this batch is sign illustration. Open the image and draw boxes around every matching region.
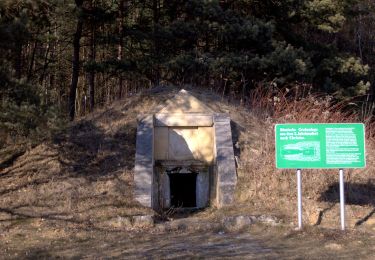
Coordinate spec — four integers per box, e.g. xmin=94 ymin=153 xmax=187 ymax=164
xmin=275 ymin=123 xmax=366 ymax=169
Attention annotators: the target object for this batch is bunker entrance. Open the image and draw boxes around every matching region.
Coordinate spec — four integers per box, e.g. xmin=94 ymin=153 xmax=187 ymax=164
xmin=156 ymin=162 xmax=210 ymax=210
xmin=168 ymin=173 xmax=197 ymax=208
xmin=134 ymin=90 xmax=237 ymax=210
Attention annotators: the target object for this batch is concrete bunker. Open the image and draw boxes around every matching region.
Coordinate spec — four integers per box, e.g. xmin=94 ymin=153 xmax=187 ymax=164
xmin=134 ymin=89 xmax=237 ymax=210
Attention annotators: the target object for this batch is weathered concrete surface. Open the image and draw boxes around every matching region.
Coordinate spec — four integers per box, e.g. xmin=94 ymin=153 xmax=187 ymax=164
xmin=161 ymin=172 xmax=170 ymax=208
xmin=134 ymin=115 xmax=154 ymax=207
xmin=166 ymin=127 xmax=214 ymax=163
xmin=196 ymin=168 xmax=210 ymax=208
xmin=154 ymin=90 xmax=215 ymax=164
xmin=154 ymin=113 xmax=213 ymax=127
xmin=154 ymin=127 xmax=169 ymax=160
xmin=135 ymin=90 xmax=237 ymax=210
xmin=214 ymin=113 xmax=237 ymax=207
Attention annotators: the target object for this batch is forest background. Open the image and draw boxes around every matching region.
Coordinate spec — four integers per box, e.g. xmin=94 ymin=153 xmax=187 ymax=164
xmin=1 ymin=0 xmax=375 ymax=147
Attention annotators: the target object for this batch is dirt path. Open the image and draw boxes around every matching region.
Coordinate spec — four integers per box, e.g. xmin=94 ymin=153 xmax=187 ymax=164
xmin=1 ymin=219 xmax=375 ymax=259
xmin=54 ymin=231 xmax=275 ymax=259
xmin=1 ymin=226 xmax=275 ymax=259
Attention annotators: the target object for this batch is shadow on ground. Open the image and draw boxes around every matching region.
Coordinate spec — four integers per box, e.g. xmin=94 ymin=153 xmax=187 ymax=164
xmin=0 ymin=105 xmax=151 ymax=230
xmin=319 ymin=181 xmax=375 ymax=226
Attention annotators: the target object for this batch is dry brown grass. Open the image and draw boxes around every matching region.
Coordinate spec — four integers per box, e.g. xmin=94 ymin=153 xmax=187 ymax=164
xmin=0 ymin=84 xmax=374 ymax=232
xmin=236 ymin=84 xmax=375 ymax=228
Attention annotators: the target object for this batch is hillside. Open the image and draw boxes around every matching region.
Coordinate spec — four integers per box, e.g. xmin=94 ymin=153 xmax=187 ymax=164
xmin=1 ymin=86 xmax=375 ymax=233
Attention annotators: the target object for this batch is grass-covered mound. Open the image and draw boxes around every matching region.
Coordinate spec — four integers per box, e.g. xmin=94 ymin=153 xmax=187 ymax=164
xmin=1 ymin=85 xmax=374 ymax=230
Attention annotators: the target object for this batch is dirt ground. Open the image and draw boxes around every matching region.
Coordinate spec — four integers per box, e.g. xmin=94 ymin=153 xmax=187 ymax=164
xmin=1 ymin=216 xmax=375 ymax=259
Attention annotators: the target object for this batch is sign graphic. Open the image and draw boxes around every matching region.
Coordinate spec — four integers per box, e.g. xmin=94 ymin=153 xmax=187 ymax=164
xmin=275 ymin=123 xmax=366 ymax=169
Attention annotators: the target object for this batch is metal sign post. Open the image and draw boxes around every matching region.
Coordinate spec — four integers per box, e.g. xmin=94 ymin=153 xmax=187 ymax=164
xmin=339 ymin=169 xmax=345 ymax=231
xmin=275 ymin=123 xmax=366 ymax=231
xmin=297 ymin=169 xmax=302 ymax=229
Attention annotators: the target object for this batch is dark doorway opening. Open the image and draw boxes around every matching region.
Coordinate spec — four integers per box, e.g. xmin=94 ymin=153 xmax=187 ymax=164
xmin=169 ymin=173 xmax=197 ymax=207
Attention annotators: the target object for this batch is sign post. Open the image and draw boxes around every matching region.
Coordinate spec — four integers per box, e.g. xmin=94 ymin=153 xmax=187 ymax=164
xmin=275 ymin=123 xmax=366 ymax=230
xmin=297 ymin=169 xmax=302 ymax=229
xmin=339 ymin=169 xmax=345 ymax=230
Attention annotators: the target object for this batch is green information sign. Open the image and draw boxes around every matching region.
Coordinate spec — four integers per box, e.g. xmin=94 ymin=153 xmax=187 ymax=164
xmin=275 ymin=123 xmax=366 ymax=169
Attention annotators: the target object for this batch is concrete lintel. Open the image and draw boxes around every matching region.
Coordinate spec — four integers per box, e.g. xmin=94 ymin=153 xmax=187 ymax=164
xmin=154 ymin=113 xmax=213 ymax=127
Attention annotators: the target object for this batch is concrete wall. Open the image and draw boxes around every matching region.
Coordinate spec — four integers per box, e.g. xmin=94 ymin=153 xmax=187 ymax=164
xmin=134 ymin=115 xmax=154 ymax=207
xmin=154 ymin=126 xmax=214 ymax=163
xmin=213 ymin=114 xmax=237 ymax=207
xmin=196 ymin=169 xmax=210 ymax=208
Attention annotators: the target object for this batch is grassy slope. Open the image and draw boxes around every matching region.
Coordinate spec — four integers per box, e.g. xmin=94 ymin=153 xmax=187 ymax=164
xmin=0 ymin=86 xmax=375 ymax=231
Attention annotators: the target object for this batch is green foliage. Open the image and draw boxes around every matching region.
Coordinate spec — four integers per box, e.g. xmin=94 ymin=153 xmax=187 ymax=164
xmin=0 ymin=98 xmax=66 ymax=145
xmin=259 ymin=42 xmax=313 ymax=83
xmin=303 ymin=0 xmax=347 ymax=33
xmin=0 ymin=69 xmax=66 ymax=145
xmin=319 ymin=56 xmax=370 ymax=96
xmin=0 ymin=0 xmax=373 ymax=140
xmin=0 ymin=0 xmax=66 ymax=146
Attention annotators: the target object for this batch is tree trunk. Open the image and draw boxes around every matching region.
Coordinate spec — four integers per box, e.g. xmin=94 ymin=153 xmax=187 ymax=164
xmin=69 ymin=0 xmax=84 ymax=120
xmin=27 ymin=40 xmax=38 ymax=82
xmin=39 ymin=40 xmax=50 ymax=86
xmin=14 ymin=43 xmax=22 ymax=79
xmin=118 ymin=0 xmax=125 ymax=99
xmin=152 ymin=0 xmax=160 ymax=86
xmin=88 ymin=23 xmax=96 ymax=112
